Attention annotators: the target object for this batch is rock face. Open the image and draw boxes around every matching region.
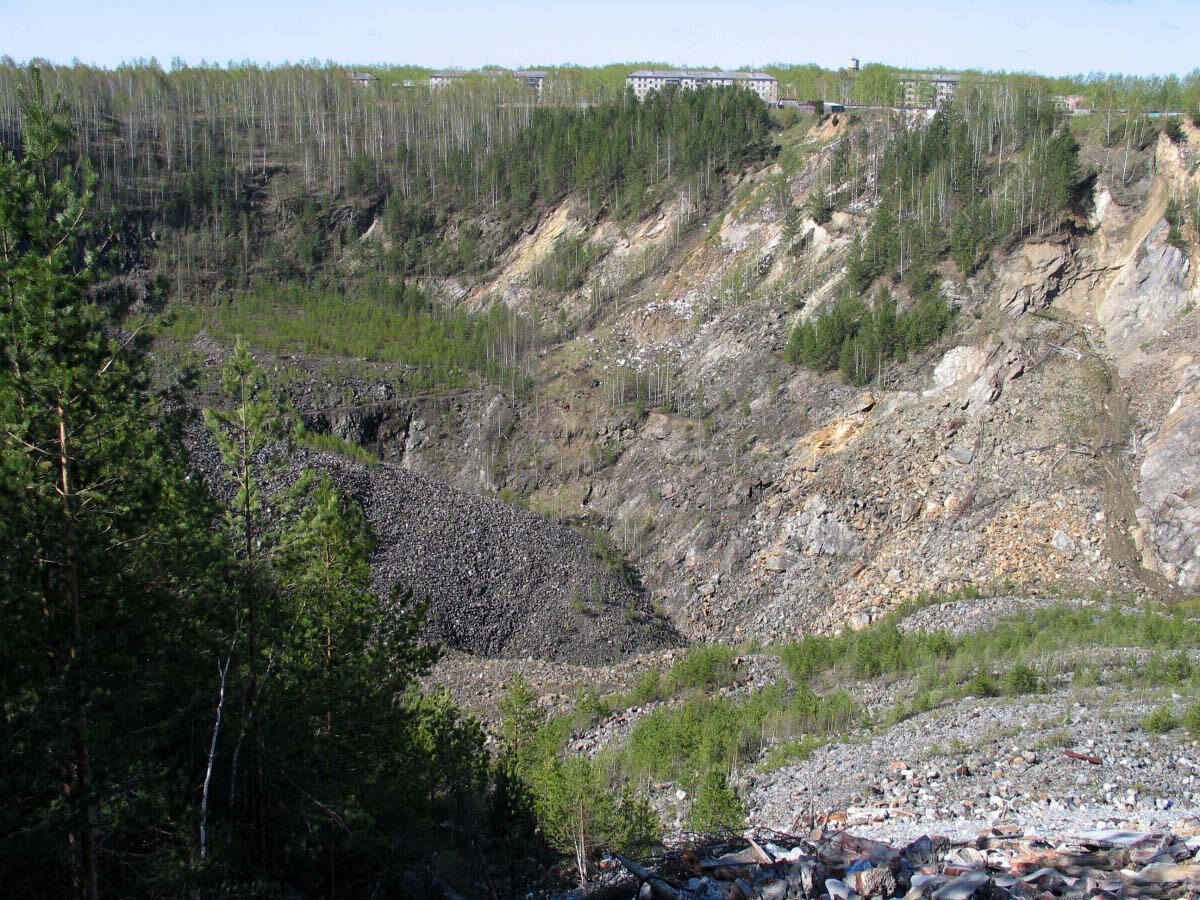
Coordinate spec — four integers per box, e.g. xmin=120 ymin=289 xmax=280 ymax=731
xmin=185 ymin=426 xmax=676 ymax=664
xmin=997 ymin=242 xmax=1070 ymax=316
xmin=185 ymin=121 xmax=1200 ymax=650
xmin=1135 ymin=365 xmax=1200 ymax=592
xmin=1097 ymin=218 xmax=1195 ymax=354
xmin=929 ymin=346 xmax=988 ymax=393
xmin=782 ymin=495 xmax=860 ymax=558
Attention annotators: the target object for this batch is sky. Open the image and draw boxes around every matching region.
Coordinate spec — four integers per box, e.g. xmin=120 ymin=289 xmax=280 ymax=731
xmin=1 ymin=0 xmax=1197 ymax=78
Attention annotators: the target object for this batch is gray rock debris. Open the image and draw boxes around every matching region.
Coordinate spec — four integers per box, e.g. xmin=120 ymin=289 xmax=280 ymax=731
xmin=599 ymin=826 xmax=1200 ymax=899
xmin=184 ymin=422 xmax=676 ymax=664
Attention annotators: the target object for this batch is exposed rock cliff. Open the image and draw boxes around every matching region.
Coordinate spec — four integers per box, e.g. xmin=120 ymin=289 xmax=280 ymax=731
xmin=199 ymin=121 xmax=1200 ymax=653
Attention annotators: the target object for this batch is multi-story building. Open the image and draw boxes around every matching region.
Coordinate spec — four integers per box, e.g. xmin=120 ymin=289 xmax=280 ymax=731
xmin=626 ymin=69 xmax=778 ymax=104
xmin=515 ymin=69 xmax=548 ymax=99
xmin=1053 ymin=94 xmax=1091 ymax=115
xmin=428 ymin=69 xmax=547 ymax=99
xmin=898 ymin=72 xmax=961 ymax=109
xmin=428 ymin=70 xmax=462 ymax=89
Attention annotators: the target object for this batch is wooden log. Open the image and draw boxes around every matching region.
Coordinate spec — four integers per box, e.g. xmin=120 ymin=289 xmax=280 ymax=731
xmin=613 ymin=853 xmax=682 ymax=900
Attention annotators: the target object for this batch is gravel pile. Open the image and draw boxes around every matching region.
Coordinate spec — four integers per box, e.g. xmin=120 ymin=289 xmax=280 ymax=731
xmin=184 ymin=421 xmax=677 ymax=664
xmin=748 ymin=692 xmax=1200 ymax=845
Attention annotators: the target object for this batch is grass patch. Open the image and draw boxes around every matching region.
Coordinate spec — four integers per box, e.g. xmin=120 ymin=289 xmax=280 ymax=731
xmin=621 ymin=682 xmax=857 ymax=786
xmin=163 ymin=277 xmax=540 ymax=394
xmin=297 ymin=429 xmax=377 ymax=465
xmin=777 ymin=601 xmax=1200 ymax=693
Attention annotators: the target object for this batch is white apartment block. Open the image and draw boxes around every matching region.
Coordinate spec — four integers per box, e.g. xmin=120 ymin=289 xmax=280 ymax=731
xmin=626 ymin=70 xmax=779 ymax=104
xmin=428 ymin=69 xmax=547 ymax=99
xmin=899 ymin=73 xmax=961 ymax=109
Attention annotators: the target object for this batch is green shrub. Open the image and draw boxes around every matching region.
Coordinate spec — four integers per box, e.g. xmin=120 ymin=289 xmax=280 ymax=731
xmin=570 ymin=688 xmax=610 ymax=730
xmin=571 ymin=523 xmax=641 ymax=589
xmin=1145 ymin=651 xmax=1193 ymax=685
xmin=1164 ymin=117 xmax=1186 ymax=145
xmin=964 ymin=670 xmax=999 ymax=698
xmin=613 ymin=786 xmax=661 ymax=853
xmin=687 ymin=770 xmax=742 ymax=833
xmin=1166 ymin=198 xmax=1188 ymax=250
xmin=665 ymin=645 xmax=738 ymax=694
xmin=498 ymin=675 xmax=546 ymax=759
xmin=1002 ymin=663 xmax=1041 ymax=695
xmin=530 ymin=758 xmax=619 ymax=866
xmin=786 ymin=286 xmax=953 ymax=385
xmin=1141 ymin=705 xmax=1180 ymax=734
xmin=805 ymin=189 xmax=833 ymax=225
xmin=1184 ymin=702 xmax=1200 ymax=736
xmin=627 ymin=669 xmax=663 ymax=706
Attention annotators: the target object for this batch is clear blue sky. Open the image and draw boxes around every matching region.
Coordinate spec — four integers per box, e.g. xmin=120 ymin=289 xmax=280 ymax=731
xmin=1 ymin=0 xmax=1196 ymax=77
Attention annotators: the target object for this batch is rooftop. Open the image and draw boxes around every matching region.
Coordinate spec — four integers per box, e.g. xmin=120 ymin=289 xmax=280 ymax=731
xmin=898 ymin=72 xmax=963 ymax=83
xmin=628 ymin=69 xmax=776 ymax=81
xmin=432 ymin=69 xmax=548 ymax=79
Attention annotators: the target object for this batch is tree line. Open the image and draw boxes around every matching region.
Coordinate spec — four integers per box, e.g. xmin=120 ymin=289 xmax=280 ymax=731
xmin=0 ymin=62 xmax=772 ymax=292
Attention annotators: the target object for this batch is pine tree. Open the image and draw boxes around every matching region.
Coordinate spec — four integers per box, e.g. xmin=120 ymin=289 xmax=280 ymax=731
xmin=0 ymin=67 xmax=223 ymax=897
xmin=200 ymin=336 xmax=292 ymax=869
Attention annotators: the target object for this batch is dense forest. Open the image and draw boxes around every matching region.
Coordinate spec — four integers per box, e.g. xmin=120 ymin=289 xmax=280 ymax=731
xmin=0 ymin=72 xmax=670 ymax=898
xmin=0 ymin=61 xmax=774 ymax=396
xmin=0 ymin=61 xmax=770 ymax=285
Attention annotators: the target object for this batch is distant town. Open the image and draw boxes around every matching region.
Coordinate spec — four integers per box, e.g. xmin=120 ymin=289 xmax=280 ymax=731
xmin=351 ymin=64 xmax=1101 ymax=116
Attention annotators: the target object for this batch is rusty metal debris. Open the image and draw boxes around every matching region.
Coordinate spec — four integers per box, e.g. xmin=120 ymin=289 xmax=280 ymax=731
xmin=581 ymin=826 xmax=1200 ymax=899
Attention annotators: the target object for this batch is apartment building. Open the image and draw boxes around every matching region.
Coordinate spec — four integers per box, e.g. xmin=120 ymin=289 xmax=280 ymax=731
xmin=898 ymin=73 xmax=961 ymax=109
xmin=626 ymin=69 xmax=779 ymax=104
xmin=428 ymin=69 xmax=547 ymax=99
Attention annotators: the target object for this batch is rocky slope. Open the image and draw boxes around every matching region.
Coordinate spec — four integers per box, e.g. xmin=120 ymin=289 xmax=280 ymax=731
xmin=184 ymin=424 xmax=676 ymax=664
xmin=321 ymin=119 xmax=1199 ymax=651
xmin=179 ymin=115 xmax=1200 ymax=663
